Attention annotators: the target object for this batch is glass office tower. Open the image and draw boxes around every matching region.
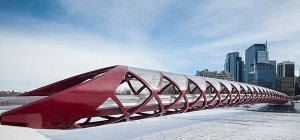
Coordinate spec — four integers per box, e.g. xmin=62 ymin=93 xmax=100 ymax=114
xmin=245 ymin=44 xmax=276 ymax=89
xmin=224 ymin=52 xmax=244 ymax=82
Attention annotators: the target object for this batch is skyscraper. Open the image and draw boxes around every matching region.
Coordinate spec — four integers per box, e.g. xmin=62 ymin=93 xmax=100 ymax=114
xmin=245 ymin=43 xmax=276 ymax=89
xmin=224 ymin=52 xmax=244 ymax=82
xmin=277 ymin=61 xmax=295 ymax=96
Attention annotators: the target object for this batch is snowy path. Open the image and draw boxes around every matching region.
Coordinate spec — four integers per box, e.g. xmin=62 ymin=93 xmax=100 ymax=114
xmin=134 ymin=110 xmax=300 ymax=140
xmin=37 ymin=106 xmax=300 ymax=140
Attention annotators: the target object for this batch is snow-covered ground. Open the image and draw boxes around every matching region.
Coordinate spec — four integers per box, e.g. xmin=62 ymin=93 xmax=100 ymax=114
xmin=1 ymin=103 xmax=300 ymax=140
xmin=0 ymin=124 xmax=48 ymax=140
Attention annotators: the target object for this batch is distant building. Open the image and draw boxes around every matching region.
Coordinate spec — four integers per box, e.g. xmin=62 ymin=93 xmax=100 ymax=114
xmin=196 ymin=69 xmax=234 ymax=81
xmin=224 ymin=52 xmax=244 ymax=82
xmin=196 ymin=69 xmax=217 ymax=78
xmin=245 ymin=43 xmax=276 ymax=89
xmin=295 ymin=69 xmax=300 ymax=96
xmin=245 ymin=44 xmax=267 ymax=83
xmin=295 ymin=76 xmax=300 ymax=96
xmin=277 ymin=61 xmax=295 ymax=96
xmin=216 ymin=71 xmax=234 ymax=81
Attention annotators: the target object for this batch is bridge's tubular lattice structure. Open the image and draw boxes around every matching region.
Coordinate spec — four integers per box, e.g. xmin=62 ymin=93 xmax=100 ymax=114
xmin=0 ymin=65 xmax=288 ymax=129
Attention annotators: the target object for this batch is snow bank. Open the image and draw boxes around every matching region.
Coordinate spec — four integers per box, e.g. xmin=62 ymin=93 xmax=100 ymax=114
xmin=134 ymin=111 xmax=300 ymax=140
xmin=0 ymin=125 xmax=47 ymax=140
xmin=0 ymin=110 xmax=48 ymax=140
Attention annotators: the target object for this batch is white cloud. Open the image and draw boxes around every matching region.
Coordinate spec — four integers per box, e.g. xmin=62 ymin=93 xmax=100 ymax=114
xmin=59 ymin=0 xmax=173 ymax=41
xmin=0 ymin=30 xmax=173 ymax=91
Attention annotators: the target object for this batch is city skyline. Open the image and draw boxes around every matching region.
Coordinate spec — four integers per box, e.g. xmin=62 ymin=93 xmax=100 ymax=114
xmin=0 ymin=0 xmax=300 ymax=91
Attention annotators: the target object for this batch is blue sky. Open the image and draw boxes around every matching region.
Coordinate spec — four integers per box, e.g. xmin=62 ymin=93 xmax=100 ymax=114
xmin=0 ymin=0 xmax=300 ymax=91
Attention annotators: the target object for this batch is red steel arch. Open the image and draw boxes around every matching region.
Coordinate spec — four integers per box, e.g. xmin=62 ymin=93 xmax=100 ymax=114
xmin=0 ymin=65 xmax=288 ymax=129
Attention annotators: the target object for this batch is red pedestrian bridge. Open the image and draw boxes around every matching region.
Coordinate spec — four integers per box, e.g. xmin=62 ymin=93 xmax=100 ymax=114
xmin=0 ymin=65 xmax=288 ymax=129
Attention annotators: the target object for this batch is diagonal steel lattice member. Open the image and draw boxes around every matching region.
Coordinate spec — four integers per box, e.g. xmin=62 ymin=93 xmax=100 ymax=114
xmin=0 ymin=65 xmax=288 ymax=129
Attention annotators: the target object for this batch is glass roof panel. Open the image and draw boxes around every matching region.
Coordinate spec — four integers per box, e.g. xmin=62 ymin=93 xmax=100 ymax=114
xmin=128 ymin=67 xmax=161 ymax=89
xmin=230 ymin=81 xmax=241 ymax=91
xmin=239 ymin=83 xmax=248 ymax=91
xmin=252 ymin=85 xmax=259 ymax=92
xmin=162 ymin=72 xmax=187 ymax=90
xmin=216 ymin=79 xmax=232 ymax=92
xmin=246 ymin=84 xmax=254 ymax=92
xmin=186 ymin=76 xmax=207 ymax=91
xmin=202 ymin=77 xmax=221 ymax=91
